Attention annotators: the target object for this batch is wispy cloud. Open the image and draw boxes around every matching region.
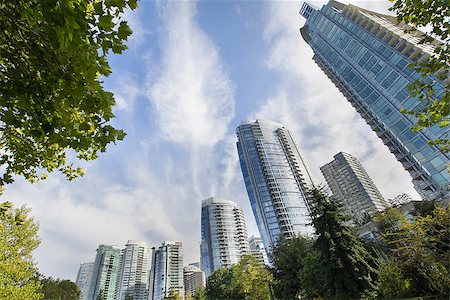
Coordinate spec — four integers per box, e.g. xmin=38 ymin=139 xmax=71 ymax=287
xmin=146 ymin=1 xmax=235 ymax=147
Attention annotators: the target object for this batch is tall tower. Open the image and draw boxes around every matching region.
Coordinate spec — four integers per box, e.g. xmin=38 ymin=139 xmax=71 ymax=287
xmin=299 ymin=0 xmax=449 ymax=200
xmin=236 ymin=120 xmax=314 ymax=254
xmin=88 ymin=245 xmax=122 ymax=300
xmin=200 ymin=197 xmax=250 ymax=278
xmin=76 ymin=262 xmax=94 ymax=300
xmin=149 ymin=241 xmax=184 ymax=300
xmin=320 ymin=152 xmax=389 ymax=224
xmin=116 ymin=240 xmax=150 ymax=300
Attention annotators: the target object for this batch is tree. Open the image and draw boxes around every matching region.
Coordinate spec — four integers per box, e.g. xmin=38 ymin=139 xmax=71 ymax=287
xmin=0 ymin=202 xmax=42 ymax=299
xmin=271 ymin=236 xmax=316 ymax=299
xmin=163 ymin=290 xmax=182 ymax=300
xmin=40 ymin=276 xmax=80 ymax=300
xmin=376 ymin=206 xmax=450 ymax=298
xmin=308 ymin=187 xmax=375 ymax=299
xmin=194 ymin=287 xmax=206 ymax=300
xmin=205 ymin=255 xmax=273 ymax=300
xmin=390 ymin=0 xmax=449 ymax=151
xmin=233 ymin=255 xmax=273 ymax=300
xmin=0 ymin=0 xmax=137 ymax=187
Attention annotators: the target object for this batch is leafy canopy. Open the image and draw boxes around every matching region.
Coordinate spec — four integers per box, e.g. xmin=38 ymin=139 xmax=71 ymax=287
xmin=0 ymin=202 xmax=42 ymax=299
xmin=39 ymin=276 xmax=80 ymax=300
xmin=205 ymin=255 xmax=273 ymax=300
xmin=0 ymin=0 xmax=137 ymax=186
xmin=390 ymin=0 xmax=449 ymax=151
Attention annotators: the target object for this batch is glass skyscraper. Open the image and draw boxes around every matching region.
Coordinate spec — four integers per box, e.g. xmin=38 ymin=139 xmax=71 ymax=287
xmin=200 ymin=197 xmax=250 ymax=278
xmin=236 ymin=120 xmax=314 ymax=254
xmin=76 ymin=262 xmax=94 ymax=300
xmin=88 ymin=245 xmax=122 ymax=300
xmin=149 ymin=241 xmax=184 ymax=300
xmin=300 ymin=0 xmax=449 ymax=200
xmin=321 ymin=152 xmax=389 ymax=225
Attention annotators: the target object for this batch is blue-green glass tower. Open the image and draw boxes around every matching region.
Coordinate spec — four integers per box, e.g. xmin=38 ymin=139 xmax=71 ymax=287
xmin=300 ymin=0 xmax=449 ymax=200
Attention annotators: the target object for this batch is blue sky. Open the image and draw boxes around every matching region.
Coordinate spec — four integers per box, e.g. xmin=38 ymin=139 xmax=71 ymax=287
xmin=5 ymin=0 xmax=419 ymax=280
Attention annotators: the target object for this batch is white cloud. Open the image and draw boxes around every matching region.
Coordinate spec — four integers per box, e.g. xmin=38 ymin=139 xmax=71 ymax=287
xmin=146 ymin=1 xmax=235 ymax=147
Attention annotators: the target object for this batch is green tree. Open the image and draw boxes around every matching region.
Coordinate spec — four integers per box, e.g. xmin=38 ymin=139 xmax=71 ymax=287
xmin=40 ymin=276 xmax=80 ymax=300
xmin=271 ymin=236 xmax=316 ymax=299
xmin=308 ymin=187 xmax=375 ymax=299
xmin=0 ymin=202 xmax=42 ymax=299
xmin=0 ymin=0 xmax=137 ymax=187
xmin=194 ymin=287 xmax=206 ymax=300
xmin=205 ymin=267 xmax=243 ymax=300
xmin=377 ymin=206 xmax=450 ymax=298
xmin=389 ymin=0 xmax=449 ymax=151
xmin=163 ymin=290 xmax=182 ymax=300
xmin=205 ymin=255 xmax=273 ymax=300
xmin=233 ymin=255 xmax=273 ymax=300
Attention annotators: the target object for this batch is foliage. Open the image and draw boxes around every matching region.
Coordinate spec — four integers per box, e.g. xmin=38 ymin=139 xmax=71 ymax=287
xmin=271 ymin=236 xmax=316 ymax=299
xmin=163 ymin=290 xmax=183 ymax=300
xmin=390 ymin=0 xmax=449 ymax=151
xmin=96 ymin=289 xmax=104 ymax=300
xmin=0 ymin=0 xmax=137 ymax=186
xmin=0 ymin=202 xmax=42 ymax=299
xmin=308 ymin=187 xmax=375 ymax=299
xmin=40 ymin=276 xmax=80 ymax=300
xmin=205 ymin=255 xmax=273 ymax=300
xmin=374 ymin=206 xmax=450 ymax=298
xmin=193 ymin=287 xmax=206 ymax=300
xmin=125 ymin=294 xmax=134 ymax=300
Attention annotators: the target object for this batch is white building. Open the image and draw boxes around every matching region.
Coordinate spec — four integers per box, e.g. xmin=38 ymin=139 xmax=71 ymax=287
xmin=200 ymin=197 xmax=250 ymax=278
xmin=149 ymin=241 xmax=184 ymax=300
xmin=116 ymin=240 xmax=150 ymax=300
xmin=183 ymin=265 xmax=205 ymax=298
xmin=248 ymin=236 xmax=269 ymax=266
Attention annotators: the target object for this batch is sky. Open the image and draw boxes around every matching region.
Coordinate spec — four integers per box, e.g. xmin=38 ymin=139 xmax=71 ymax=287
xmin=4 ymin=0 xmax=420 ymax=281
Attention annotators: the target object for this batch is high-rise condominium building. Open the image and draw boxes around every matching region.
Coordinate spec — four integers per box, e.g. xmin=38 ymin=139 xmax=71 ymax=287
xmin=116 ymin=240 xmax=150 ymax=300
xmin=320 ymin=152 xmax=389 ymax=224
xmin=76 ymin=262 xmax=94 ymax=300
xmin=248 ymin=235 xmax=269 ymax=266
xmin=149 ymin=241 xmax=184 ymax=300
xmin=236 ymin=120 xmax=314 ymax=254
xmin=88 ymin=245 xmax=122 ymax=300
xmin=200 ymin=197 xmax=250 ymax=278
xmin=300 ymin=0 xmax=449 ymax=200
xmin=183 ymin=265 xmax=205 ymax=298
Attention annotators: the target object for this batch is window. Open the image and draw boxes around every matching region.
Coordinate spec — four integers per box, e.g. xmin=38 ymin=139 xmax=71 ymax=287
xmin=375 ymin=66 xmax=392 ymax=83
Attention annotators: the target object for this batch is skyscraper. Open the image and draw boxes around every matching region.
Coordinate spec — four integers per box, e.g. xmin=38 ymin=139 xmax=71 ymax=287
xmin=236 ymin=120 xmax=314 ymax=254
xmin=149 ymin=241 xmax=184 ymax=300
xmin=248 ymin=235 xmax=269 ymax=266
xmin=116 ymin=240 xmax=150 ymax=300
xmin=88 ymin=245 xmax=122 ymax=300
xmin=300 ymin=0 xmax=449 ymax=200
xmin=76 ymin=262 xmax=94 ymax=300
xmin=200 ymin=197 xmax=250 ymax=278
xmin=320 ymin=152 xmax=389 ymax=224
xmin=183 ymin=265 xmax=205 ymax=298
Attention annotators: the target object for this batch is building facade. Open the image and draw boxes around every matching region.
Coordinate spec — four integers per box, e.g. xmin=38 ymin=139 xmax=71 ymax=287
xmin=183 ymin=265 xmax=205 ymax=298
xmin=320 ymin=152 xmax=389 ymax=224
xmin=236 ymin=120 xmax=314 ymax=254
xmin=76 ymin=262 xmax=94 ymax=300
xmin=300 ymin=0 xmax=449 ymax=200
xmin=200 ymin=197 xmax=250 ymax=278
xmin=248 ymin=235 xmax=269 ymax=266
xmin=116 ymin=240 xmax=150 ymax=300
xmin=149 ymin=241 xmax=184 ymax=300
xmin=88 ymin=245 xmax=122 ymax=300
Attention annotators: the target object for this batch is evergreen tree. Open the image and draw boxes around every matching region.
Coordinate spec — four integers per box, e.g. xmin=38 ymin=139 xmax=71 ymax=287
xmin=308 ymin=187 xmax=375 ymax=299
